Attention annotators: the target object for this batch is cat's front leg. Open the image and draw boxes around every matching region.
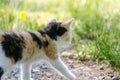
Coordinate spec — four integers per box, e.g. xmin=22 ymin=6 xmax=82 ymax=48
xmin=21 ymin=63 xmax=31 ymax=80
xmin=49 ymin=57 xmax=77 ymax=80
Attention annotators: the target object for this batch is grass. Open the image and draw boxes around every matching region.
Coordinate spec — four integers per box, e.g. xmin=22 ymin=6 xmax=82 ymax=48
xmin=1 ymin=0 xmax=120 ymax=71
xmin=93 ymin=22 xmax=120 ymax=70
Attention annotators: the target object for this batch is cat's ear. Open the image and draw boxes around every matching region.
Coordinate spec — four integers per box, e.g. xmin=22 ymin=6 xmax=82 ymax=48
xmin=61 ymin=18 xmax=74 ymax=29
xmin=46 ymin=19 xmax=57 ymax=28
xmin=49 ymin=19 xmax=56 ymax=23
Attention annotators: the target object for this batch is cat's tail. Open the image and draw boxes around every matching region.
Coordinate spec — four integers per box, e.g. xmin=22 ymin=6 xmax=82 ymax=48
xmin=0 ymin=67 xmax=4 ymax=80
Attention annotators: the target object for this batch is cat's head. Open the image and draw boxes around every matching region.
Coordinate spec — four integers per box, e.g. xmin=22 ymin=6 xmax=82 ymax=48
xmin=44 ymin=18 xmax=74 ymax=50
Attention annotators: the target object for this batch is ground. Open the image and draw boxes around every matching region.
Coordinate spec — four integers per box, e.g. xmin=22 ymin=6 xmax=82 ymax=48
xmin=2 ymin=55 xmax=120 ymax=80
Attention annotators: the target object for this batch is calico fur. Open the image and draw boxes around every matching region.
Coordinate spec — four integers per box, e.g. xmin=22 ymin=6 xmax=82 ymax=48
xmin=2 ymin=33 xmax=25 ymax=62
xmin=0 ymin=18 xmax=76 ymax=80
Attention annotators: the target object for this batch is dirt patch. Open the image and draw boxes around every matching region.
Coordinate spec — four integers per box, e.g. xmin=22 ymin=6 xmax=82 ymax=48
xmin=2 ymin=56 xmax=120 ymax=80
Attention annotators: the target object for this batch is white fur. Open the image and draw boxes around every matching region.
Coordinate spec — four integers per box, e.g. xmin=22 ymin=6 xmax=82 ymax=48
xmin=55 ymin=26 xmax=73 ymax=51
xmin=21 ymin=63 xmax=31 ymax=80
xmin=0 ymin=45 xmax=13 ymax=71
xmin=19 ymin=54 xmax=77 ymax=80
xmin=49 ymin=57 xmax=76 ymax=80
xmin=19 ymin=51 xmax=77 ymax=80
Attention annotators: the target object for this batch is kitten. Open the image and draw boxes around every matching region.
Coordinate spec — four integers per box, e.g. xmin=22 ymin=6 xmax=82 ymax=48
xmin=0 ymin=18 xmax=76 ymax=80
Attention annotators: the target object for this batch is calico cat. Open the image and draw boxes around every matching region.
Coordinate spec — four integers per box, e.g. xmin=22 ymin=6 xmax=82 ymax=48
xmin=0 ymin=18 xmax=76 ymax=80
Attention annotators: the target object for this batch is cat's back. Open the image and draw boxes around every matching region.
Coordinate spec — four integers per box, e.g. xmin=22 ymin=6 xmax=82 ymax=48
xmin=0 ymin=30 xmax=58 ymax=63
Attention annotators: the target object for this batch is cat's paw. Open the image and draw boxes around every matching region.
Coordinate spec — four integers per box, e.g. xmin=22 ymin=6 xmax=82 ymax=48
xmin=73 ymin=77 xmax=77 ymax=80
xmin=70 ymin=74 xmax=77 ymax=80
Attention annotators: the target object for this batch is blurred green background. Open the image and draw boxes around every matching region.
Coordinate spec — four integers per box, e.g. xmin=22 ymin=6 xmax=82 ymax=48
xmin=1 ymin=0 xmax=120 ymax=71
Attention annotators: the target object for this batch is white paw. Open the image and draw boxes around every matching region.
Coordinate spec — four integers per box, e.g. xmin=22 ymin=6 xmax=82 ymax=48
xmin=70 ymin=74 xmax=77 ymax=80
xmin=73 ymin=76 xmax=77 ymax=80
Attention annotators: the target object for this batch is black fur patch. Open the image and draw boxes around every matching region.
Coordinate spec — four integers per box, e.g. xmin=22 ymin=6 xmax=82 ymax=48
xmin=1 ymin=33 xmax=25 ymax=62
xmin=39 ymin=22 xmax=67 ymax=40
xmin=0 ymin=67 xmax=4 ymax=79
xmin=43 ymin=41 xmax=49 ymax=47
xmin=29 ymin=32 xmax=42 ymax=48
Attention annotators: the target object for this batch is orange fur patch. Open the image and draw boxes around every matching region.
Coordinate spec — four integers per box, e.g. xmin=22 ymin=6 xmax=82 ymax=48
xmin=20 ymin=32 xmax=40 ymax=61
xmin=65 ymin=32 xmax=70 ymax=42
xmin=44 ymin=35 xmax=58 ymax=60
xmin=10 ymin=57 xmax=15 ymax=64
xmin=21 ymin=32 xmax=58 ymax=61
